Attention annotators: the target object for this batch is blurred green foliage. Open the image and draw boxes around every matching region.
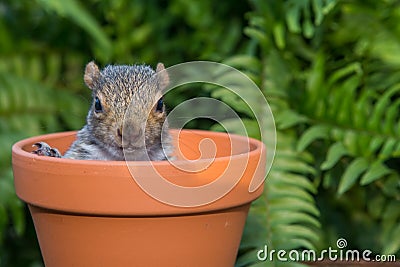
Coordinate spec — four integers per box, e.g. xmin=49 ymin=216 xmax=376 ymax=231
xmin=0 ymin=0 xmax=399 ymax=266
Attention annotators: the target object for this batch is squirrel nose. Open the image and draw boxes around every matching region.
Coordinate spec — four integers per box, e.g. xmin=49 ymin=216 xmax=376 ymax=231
xmin=117 ymin=126 xmax=143 ymax=147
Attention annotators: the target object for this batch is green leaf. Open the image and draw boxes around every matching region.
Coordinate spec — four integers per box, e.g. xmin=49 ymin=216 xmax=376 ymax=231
xmin=327 ymin=62 xmax=362 ymax=87
xmin=382 ymin=174 xmax=400 ymax=197
xmin=244 ymin=27 xmax=268 ymax=46
xmin=210 ymin=88 xmax=255 ymax=118
xmin=285 ymin=0 xmax=303 ymax=34
xmin=273 ymin=224 xmax=320 ymax=244
xmin=336 ymin=75 xmax=361 ymax=125
xmin=223 ymin=55 xmax=262 ymax=73
xmin=36 ymin=0 xmax=112 ymax=60
xmin=379 ymin=138 xmax=398 ymax=159
xmin=267 ymin=173 xmax=317 ymax=194
xmin=367 ymin=195 xmax=385 ymax=219
xmin=210 ymin=118 xmax=261 ymax=139
xmin=382 ymin=224 xmax=400 ymax=255
xmin=305 ymin=52 xmax=325 ymax=112
xmin=234 ymin=249 xmax=259 ymax=267
xmin=383 ymin=99 xmax=400 ymax=135
xmin=321 ymin=142 xmax=348 ymax=170
xmin=342 ymin=131 xmax=359 ymax=155
xmin=338 ymin=158 xmax=369 ymax=194
xmin=273 ymin=156 xmax=316 ymax=175
xmin=297 ymin=125 xmax=330 ymax=152
xmin=268 ymin=182 xmax=315 ymax=203
xmin=275 ymin=109 xmax=309 ymax=130
xmin=273 ymin=22 xmax=286 ymax=49
xmin=269 ymin=198 xmax=320 ymax=217
xmin=382 ymin=199 xmax=400 ymax=222
xmin=369 ymin=84 xmax=400 ymax=131
xmin=368 ymin=136 xmax=385 ymax=155
xmin=354 ymin=90 xmax=375 ymax=129
xmin=270 ymin=211 xmax=320 ymax=228
xmin=312 ymin=0 xmax=324 ymax=25
xmin=360 ymin=161 xmax=392 ymax=185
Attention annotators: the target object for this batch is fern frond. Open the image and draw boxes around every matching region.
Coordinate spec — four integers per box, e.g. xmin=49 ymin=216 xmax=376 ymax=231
xmin=235 ymin=130 xmax=319 ymax=267
xmin=284 ymin=0 xmax=338 ymax=38
xmin=282 ymin=51 xmax=400 ymax=255
xmin=200 ymin=51 xmax=320 ymax=266
xmin=0 ymin=67 xmax=87 ymax=245
xmin=294 ymin=61 xmax=400 ymax=195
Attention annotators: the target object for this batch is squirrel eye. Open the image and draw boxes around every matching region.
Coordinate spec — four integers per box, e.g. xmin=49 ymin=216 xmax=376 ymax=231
xmin=155 ymin=97 xmax=164 ymax=113
xmin=94 ymin=97 xmax=103 ymax=113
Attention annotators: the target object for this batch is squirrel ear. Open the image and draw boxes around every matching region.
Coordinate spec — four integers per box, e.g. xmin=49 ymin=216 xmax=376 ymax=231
xmin=84 ymin=61 xmax=100 ymax=90
xmin=156 ymin=63 xmax=169 ymax=90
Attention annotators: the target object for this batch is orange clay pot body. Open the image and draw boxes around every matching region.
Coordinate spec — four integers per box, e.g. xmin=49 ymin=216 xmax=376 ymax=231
xmin=12 ymin=130 xmax=266 ymax=267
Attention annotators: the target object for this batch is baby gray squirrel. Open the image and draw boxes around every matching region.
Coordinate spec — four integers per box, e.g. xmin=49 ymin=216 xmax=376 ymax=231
xmin=32 ymin=61 xmax=172 ymax=161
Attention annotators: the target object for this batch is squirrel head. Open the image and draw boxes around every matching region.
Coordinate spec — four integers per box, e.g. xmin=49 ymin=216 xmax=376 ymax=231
xmin=83 ymin=61 xmax=170 ymax=160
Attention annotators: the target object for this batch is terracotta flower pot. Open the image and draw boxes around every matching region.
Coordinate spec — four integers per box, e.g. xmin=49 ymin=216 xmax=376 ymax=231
xmin=12 ymin=129 xmax=266 ymax=267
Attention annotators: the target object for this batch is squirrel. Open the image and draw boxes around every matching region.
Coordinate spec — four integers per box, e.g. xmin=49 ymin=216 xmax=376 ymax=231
xmin=32 ymin=61 xmax=172 ymax=161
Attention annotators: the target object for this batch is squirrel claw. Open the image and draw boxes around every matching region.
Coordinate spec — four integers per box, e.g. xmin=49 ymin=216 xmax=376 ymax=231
xmin=32 ymin=142 xmax=62 ymax=158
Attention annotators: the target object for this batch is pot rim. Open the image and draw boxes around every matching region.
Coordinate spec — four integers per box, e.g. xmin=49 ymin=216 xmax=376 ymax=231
xmin=12 ymin=129 xmax=263 ymax=166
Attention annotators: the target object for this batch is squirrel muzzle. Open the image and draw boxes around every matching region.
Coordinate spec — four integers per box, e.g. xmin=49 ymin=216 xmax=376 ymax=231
xmin=118 ymin=122 xmax=145 ymax=149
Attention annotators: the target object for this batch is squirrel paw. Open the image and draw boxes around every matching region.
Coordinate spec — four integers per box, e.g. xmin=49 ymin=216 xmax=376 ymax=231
xmin=32 ymin=142 xmax=62 ymax=158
